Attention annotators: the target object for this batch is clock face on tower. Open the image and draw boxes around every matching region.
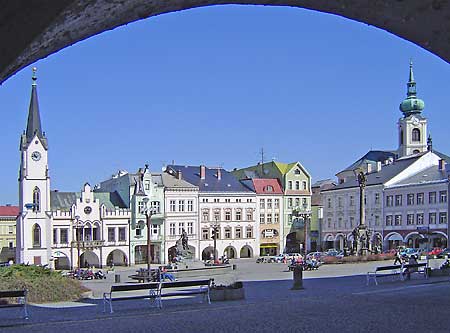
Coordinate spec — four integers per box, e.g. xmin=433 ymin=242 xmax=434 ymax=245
xmin=31 ymin=151 xmax=41 ymax=161
xmin=84 ymin=206 xmax=92 ymax=214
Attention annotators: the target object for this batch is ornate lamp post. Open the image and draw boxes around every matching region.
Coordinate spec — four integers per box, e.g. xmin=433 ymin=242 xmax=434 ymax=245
xmin=352 ymin=169 xmax=372 ymax=256
xmin=210 ymin=217 xmax=220 ymax=263
xmin=298 ymin=202 xmax=311 ymax=256
xmin=72 ymin=215 xmax=83 ymax=269
xmin=142 ymin=198 xmax=157 ymax=275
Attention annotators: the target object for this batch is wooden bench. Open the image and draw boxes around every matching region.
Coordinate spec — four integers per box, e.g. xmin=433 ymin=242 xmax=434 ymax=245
xmin=103 ymin=282 xmax=160 ymax=313
xmin=158 ymin=279 xmax=213 ymax=308
xmin=402 ymin=263 xmax=428 ymax=280
xmin=367 ymin=263 xmax=427 ymax=286
xmin=0 ymin=290 xmax=29 ymax=319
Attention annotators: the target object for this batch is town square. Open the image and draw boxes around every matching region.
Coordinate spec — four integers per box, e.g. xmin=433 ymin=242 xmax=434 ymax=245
xmin=1 ymin=2 xmax=450 ymax=332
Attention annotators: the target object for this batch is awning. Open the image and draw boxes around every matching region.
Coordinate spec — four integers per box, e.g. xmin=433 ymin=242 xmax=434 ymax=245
xmin=387 ymin=234 xmax=403 ymax=241
xmin=260 ymin=244 xmax=278 ymax=249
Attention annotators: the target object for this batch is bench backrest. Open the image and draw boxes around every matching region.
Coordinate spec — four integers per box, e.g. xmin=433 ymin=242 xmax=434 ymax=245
xmin=404 ymin=263 xmax=426 ymax=269
xmin=376 ymin=265 xmax=402 ymax=271
xmin=161 ymin=279 xmax=212 ymax=289
xmin=111 ymin=283 xmax=159 ymax=292
xmin=0 ymin=290 xmax=26 ymax=298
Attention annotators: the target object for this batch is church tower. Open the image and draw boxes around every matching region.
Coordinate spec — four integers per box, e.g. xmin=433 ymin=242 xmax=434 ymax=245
xmin=397 ymin=61 xmax=428 ymax=158
xmin=17 ymin=68 xmax=52 ymax=266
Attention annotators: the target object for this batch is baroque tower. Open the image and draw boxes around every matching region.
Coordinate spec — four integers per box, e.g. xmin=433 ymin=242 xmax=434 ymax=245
xmin=397 ymin=61 xmax=428 ymax=157
xmin=17 ymin=68 xmax=52 ymax=266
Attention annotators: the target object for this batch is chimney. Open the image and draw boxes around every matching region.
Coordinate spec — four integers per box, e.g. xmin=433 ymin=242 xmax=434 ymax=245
xmin=376 ymin=161 xmax=382 ymax=172
xmin=366 ymin=163 xmax=372 ymax=174
xmin=439 ymin=159 xmax=446 ymax=171
xmin=200 ymin=165 xmax=206 ymax=180
xmin=216 ymin=169 xmax=222 ymax=180
xmin=177 ymin=170 xmax=182 ymax=180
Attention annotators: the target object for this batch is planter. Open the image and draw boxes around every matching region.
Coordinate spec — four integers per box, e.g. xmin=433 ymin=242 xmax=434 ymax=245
xmin=224 ymin=287 xmax=245 ymax=301
xmin=210 ymin=288 xmax=226 ymax=301
xmin=210 ymin=282 xmax=245 ymax=301
xmin=429 ymin=268 xmax=450 ymax=277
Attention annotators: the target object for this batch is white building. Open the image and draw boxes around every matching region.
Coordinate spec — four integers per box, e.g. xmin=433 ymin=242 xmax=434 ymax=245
xmin=166 ymin=165 xmax=257 ymax=260
xmin=322 ymin=62 xmax=450 ymax=251
xmin=16 ymin=70 xmax=131 ymax=268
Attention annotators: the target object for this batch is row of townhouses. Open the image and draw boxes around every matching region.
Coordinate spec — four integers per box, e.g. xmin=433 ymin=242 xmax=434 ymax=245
xmin=320 ymin=62 xmax=450 ymax=252
xmin=15 ymin=70 xmax=314 ymax=269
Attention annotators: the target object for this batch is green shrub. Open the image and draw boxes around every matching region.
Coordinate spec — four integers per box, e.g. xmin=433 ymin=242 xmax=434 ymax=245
xmin=0 ymin=265 xmax=89 ymax=303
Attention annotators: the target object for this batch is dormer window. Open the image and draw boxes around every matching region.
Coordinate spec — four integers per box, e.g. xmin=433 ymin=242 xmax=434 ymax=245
xmin=265 ymin=185 xmax=274 ymax=192
xmin=294 ymin=169 xmax=301 ymax=175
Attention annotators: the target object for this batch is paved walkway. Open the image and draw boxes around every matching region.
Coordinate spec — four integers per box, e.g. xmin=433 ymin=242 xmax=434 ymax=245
xmin=1 ymin=259 xmax=449 ymax=332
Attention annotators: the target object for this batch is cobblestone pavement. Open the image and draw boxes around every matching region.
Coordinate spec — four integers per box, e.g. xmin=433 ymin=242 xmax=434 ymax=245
xmin=1 ymin=259 xmax=449 ymax=332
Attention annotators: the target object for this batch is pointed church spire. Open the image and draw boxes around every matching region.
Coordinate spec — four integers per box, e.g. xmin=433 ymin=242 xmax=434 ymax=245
xmin=399 ymin=60 xmax=425 ymax=115
xmin=407 ymin=59 xmax=416 ymax=97
xmin=21 ymin=67 xmax=47 ymax=150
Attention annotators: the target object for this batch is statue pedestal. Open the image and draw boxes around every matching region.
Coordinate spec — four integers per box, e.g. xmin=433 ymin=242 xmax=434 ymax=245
xmin=353 ymin=225 xmax=372 ymax=256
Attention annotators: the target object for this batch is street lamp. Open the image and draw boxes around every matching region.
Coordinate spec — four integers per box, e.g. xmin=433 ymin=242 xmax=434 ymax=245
xmin=210 ymin=217 xmax=220 ymax=263
xmin=142 ymin=198 xmax=157 ymax=276
xmin=73 ymin=215 xmax=83 ymax=269
xmin=298 ymin=202 xmax=311 ymax=256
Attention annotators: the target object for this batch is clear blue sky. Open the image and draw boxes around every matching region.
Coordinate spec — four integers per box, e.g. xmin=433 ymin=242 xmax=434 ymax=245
xmin=1 ymin=5 xmax=449 ymax=204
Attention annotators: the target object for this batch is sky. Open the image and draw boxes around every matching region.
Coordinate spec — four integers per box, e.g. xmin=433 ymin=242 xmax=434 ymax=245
xmin=1 ymin=5 xmax=449 ymax=205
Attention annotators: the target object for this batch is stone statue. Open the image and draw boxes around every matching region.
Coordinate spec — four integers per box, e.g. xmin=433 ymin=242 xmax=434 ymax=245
xmin=357 ymin=171 xmax=367 ymax=188
xmin=173 ymin=228 xmax=193 ymax=260
xmin=181 ymin=228 xmax=188 ymax=250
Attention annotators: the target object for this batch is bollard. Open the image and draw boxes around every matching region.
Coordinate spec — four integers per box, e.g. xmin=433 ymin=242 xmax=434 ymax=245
xmin=232 ymin=264 xmax=237 ymax=270
xmin=114 ymin=274 xmax=120 ymax=283
xmin=291 ymin=265 xmax=304 ymax=290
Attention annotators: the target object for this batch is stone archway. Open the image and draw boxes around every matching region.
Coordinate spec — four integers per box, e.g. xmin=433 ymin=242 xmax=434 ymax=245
xmin=405 ymin=232 xmax=423 ymax=249
xmin=224 ymin=246 xmax=237 ymax=259
xmin=2 ymin=1 xmax=450 ymax=84
xmin=385 ymin=232 xmax=404 ymax=250
xmin=106 ymin=249 xmax=128 ymax=266
xmin=79 ymin=250 xmax=100 ymax=268
xmin=201 ymin=246 xmax=218 ymax=261
xmin=240 ymin=245 xmax=253 ymax=258
xmin=54 ymin=251 xmax=70 ymax=270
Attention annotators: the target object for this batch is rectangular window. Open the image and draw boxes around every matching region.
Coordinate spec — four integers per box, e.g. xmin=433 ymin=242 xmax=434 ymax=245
xmin=267 ymin=214 xmax=272 ymax=224
xmin=338 ymin=217 xmax=342 ymax=228
xmin=138 ymin=201 xmax=145 ymax=214
xmin=136 ymin=224 xmax=142 ymax=237
xmin=246 ymin=227 xmax=253 ymax=238
xmin=202 ymin=228 xmax=209 ymax=240
xmin=236 ymin=210 xmax=242 ymax=221
xmin=295 ymin=198 xmax=300 ymax=207
xmin=295 ymin=181 xmax=300 ymax=190
xmin=288 ymin=181 xmax=293 ymax=190
xmin=439 ymin=212 xmax=447 ymax=224
xmin=394 ymin=215 xmax=402 ymax=226
xmin=203 ymin=198 xmax=209 ymax=203
xmin=288 ymin=198 xmax=293 ymax=208
xmin=375 ymin=193 xmax=380 ymax=205
xmin=374 ymin=215 xmax=380 ymax=226
xmin=236 ymin=198 xmax=242 ymax=203
xmin=395 ymin=195 xmax=402 ymax=206
xmin=178 ymin=200 xmax=185 ymax=212
xmin=386 ymin=195 xmax=393 ymax=207
xmin=60 ymin=229 xmax=68 ymax=243
xmin=260 ymin=215 xmax=265 ymax=224
xmin=225 ymin=211 xmax=231 ymax=221
xmin=151 ymin=201 xmax=160 ymax=213
xmin=246 ymin=211 xmax=253 ymax=221
xmin=302 ymin=181 xmax=307 ymax=190
xmin=8 ymin=242 xmax=13 ymax=249
xmin=108 ymin=228 xmax=115 ymax=242
xmin=338 ymin=197 xmax=342 ymax=208
xmin=119 ymin=227 xmax=126 ymax=241
xmin=439 ymin=191 xmax=447 ymax=203
xmin=225 ymin=198 xmax=230 ymax=203
xmin=417 ymin=193 xmax=424 ymax=205
xmin=151 ymin=224 xmax=159 ymax=235
xmin=267 ymin=199 xmax=272 ymax=209
xmin=169 ymin=223 xmax=176 ymax=236
xmin=214 ymin=211 xmax=220 ymax=221
xmin=225 ymin=227 xmax=232 ymax=239
xmin=416 ymin=213 xmax=424 ymax=225
xmin=274 ymin=199 xmax=280 ymax=209
xmin=178 ymin=222 xmax=185 ymax=235
xmin=8 ymin=226 xmax=13 ymax=234
xmin=170 ymin=200 xmax=176 ymax=212
xmin=187 ymin=200 xmax=194 ymax=212
xmin=407 ymin=214 xmax=414 ymax=225
xmin=187 ymin=222 xmax=193 ymax=235
xmin=327 ymin=198 xmax=332 ymax=208
xmin=260 ymin=199 xmax=265 ymax=209
xmin=429 ymin=192 xmax=437 ymax=204
xmin=202 ymin=211 xmax=209 ymax=222
xmin=407 ymin=194 xmax=414 ymax=205
xmin=274 ymin=213 xmax=279 ymax=223
xmin=386 ymin=215 xmax=393 ymax=226
xmin=288 ymin=214 xmax=292 ymax=223
xmin=214 ymin=198 xmax=219 ymax=203
xmin=327 ymin=218 xmax=331 ymax=228
xmin=246 ymin=199 xmax=252 ymax=203
xmin=144 ymin=180 xmax=150 ymax=190
xmin=53 ymin=229 xmax=58 ymax=244
xmin=429 ymin=212 xmax=436 ymax=224
xmin=350 ymin=216 xmax=354 ymax=227
xmin=235 ymin=227 xmax=242 ymax=239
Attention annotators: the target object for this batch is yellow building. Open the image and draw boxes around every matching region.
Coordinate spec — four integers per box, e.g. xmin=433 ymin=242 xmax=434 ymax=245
xmin=0 ymin=205 xmax=18 ymax=262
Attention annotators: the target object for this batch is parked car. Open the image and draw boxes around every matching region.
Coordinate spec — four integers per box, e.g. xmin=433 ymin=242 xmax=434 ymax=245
xmin=272 ymin=254 xmax=288 ymax=263
xmin=400 ymin=248 xmax=423 ymax=258
xmin=325 ymin=249 xmax=343 ymax=259
xmin=438 ymin=248 xmax=450 ymax=258
xmin=285 ymin=253 xmax=302 ymax=260
xmin=306 ymin=252 xmax=326 ymax=261
xmin=428 ymin=247 xmax=443 ymax=257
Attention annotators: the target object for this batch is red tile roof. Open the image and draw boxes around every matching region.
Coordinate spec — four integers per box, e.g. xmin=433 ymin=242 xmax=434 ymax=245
xmin=252 ymin=179 xmax=283 ymax=194
xmin=0 ymin=206 xmax=20 ymax=217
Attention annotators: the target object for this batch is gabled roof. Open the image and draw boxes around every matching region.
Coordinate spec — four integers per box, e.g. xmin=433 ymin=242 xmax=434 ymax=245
xmin=387 ymin=165 xmax=448 ymax=188
xmin=0 ymin=206 xmax=19 ymax=217
xmin=167 ymin=165 xmax=253 ymax=193
xmin=337 ymin=150 xmax=396 ymax=175
xmin=251 ymin=178 xmax=283 ymax=195
xmin=233 ymin=160 xmax=310 ymax=179
xmin=325 ymin=153 xmax=422 ymax=191
xmin=50 ymin=191 xmax=128 ymax=211
xmin=162 ymin=172 xmax=198 ymax=189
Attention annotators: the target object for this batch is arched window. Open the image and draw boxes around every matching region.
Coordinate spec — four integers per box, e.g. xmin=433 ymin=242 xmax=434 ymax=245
xmin=400 ymin=129 xmax=403 ymax=145
xmin=32 ymin=224 xmax=41 ymax=248
xmin=412 ymin=128 xmax=421 ymax=142
xmin=32 ymin=187 xmax=40 ymax=212
xmin=265 ymin=185 xmax=273 ymax=192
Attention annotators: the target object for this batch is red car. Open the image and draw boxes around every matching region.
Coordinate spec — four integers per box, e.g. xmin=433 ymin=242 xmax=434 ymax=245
xmin=429 ymin=248 xmax=443 ymax=256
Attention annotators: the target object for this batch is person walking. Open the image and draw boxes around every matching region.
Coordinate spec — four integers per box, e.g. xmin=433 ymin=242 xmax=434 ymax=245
xmin=394 ymin=250 xmax=403 ymax=265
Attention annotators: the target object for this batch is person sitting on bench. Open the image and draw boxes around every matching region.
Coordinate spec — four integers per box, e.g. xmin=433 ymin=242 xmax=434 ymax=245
xmin=160 ymin=266 xmax=176 ymax=282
